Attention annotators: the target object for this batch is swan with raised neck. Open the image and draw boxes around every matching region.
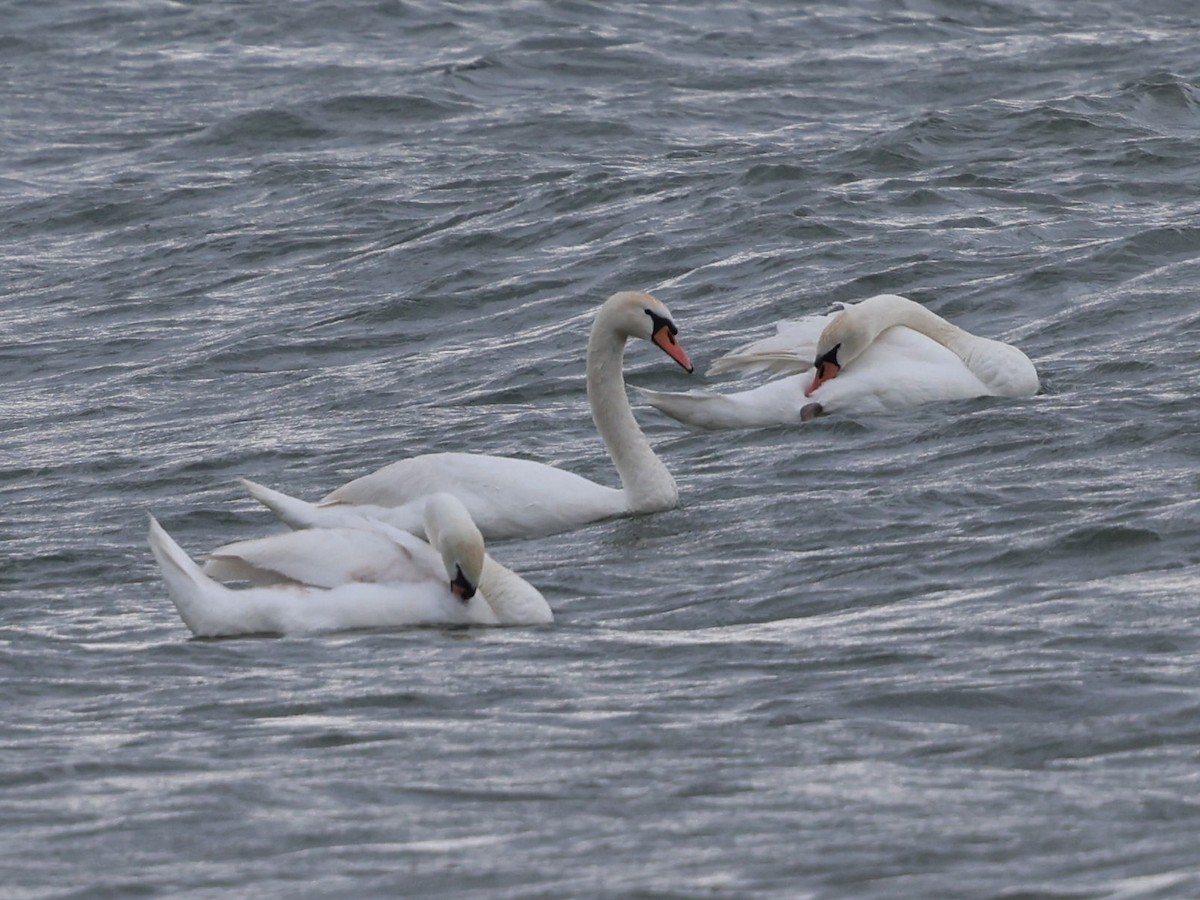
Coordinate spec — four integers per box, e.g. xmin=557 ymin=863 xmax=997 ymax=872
xmin=241 ymin=291 xmax=694 ymax=540
xmin=587 ymin=290 xmax=691 ymax=512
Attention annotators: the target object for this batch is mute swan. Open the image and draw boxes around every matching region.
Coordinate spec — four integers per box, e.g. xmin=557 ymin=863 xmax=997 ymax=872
xmin=148 ymin=493 xmax=550 ymax=637
xmin=641 ymin=294 xmax=1038 ymax=430
xmin=244 ymin=290 xmax=694 ymax=539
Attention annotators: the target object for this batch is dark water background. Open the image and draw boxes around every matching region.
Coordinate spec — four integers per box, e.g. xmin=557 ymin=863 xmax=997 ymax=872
xmin=4 ymin=1 xmax=1200 ymax=897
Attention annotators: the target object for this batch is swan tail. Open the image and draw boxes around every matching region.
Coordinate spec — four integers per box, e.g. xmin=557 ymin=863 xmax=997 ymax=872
xmin=148 ymin=515 xmax=233 ymax=637
xmin=639 ymin=388 xmax=767 ymax=431
xmin=641 ymin=375 xmax=819 ymax=431
xmin=240 ymin=478 xmax=325 ymax=529
xmin=239 ymin=477 xmax=415 ymax=533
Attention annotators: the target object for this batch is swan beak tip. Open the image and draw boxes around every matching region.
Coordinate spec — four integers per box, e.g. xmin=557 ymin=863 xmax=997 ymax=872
xmin=652 ymin=325 xmax=694 ymax=373
xmin=805 ymin=360 xmax=840 ymax=396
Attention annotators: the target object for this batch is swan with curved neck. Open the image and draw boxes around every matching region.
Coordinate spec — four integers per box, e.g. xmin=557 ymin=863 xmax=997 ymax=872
xmin=149 ymin=493 xmax=551 ymax=638
xmin=244 ymin=291 xmax=694 ymax=539
xmin=642 ymin=294 xmax=1038 ymax=430
xmin=806 ymin=294 xmax=1038 ymax=397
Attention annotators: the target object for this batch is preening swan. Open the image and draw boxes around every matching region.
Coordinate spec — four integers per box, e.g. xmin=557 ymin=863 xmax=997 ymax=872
xmin=148 ymin=493 xmax=551 ymax=637
xmin=245 ymin=290 xmax=694 ymax=539
xmin=642 ymin=294 xmax=1038 ymax=430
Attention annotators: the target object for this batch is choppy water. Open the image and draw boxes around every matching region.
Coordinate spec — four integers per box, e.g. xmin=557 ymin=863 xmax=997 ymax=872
xmin=5 ymin=1 xmax=1200 ymax=897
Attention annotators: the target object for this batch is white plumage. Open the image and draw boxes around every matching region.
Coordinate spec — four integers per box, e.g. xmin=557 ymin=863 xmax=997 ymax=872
xmin=148 ymin=493 xmax=550 ymax=638
xmin=642 ymin=294 xmax=1038 ymax=430
xmin=241 ymin=290 xmax=694 ymax=539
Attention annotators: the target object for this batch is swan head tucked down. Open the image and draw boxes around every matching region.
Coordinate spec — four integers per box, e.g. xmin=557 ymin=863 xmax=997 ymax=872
xmin=422 ymin=493 xmax=486 ymax=601
xmin=806 ymin=303 xmax=876 ymax=396
xmin=805 ymin=295 xmax=921 ymax=396
xmin=597 ymin=291 xmax=694 ymax=373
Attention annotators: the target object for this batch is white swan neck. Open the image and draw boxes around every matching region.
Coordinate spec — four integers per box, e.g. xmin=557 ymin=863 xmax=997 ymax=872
xmin=480 ymin=555 xmax=552 ymax=624
xmin=868 ymin=296 xmax=963 ymax=347
xmin=586 ymin=311 xmax=678 ymax=513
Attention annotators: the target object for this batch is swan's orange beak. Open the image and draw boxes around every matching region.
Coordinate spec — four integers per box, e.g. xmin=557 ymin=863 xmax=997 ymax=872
xmin=804 ymin=360 xmax=839 ymax=397
xmin=652 ymin=324 xmax=694 ymax=373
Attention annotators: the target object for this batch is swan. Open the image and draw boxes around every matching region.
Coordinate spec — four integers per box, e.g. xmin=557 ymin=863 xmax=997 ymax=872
xmin=641 ymin=293 xmax=1038 ymax=430
xmin=242 ymin=290 xmax=694 ymax=539
xmin=202 ymin=507 xmax=551 ymax=626
xmin=148 ymin=493 xmax=551 ymax=637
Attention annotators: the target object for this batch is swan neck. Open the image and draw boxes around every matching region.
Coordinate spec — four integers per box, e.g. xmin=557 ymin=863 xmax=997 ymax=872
xmin=586 ymin=316 xmax=677 ymax=512
xmin=886 ymin=299 xmax=964 ymax=348
xmin=480 ymin=555 xmax=551 ymax=625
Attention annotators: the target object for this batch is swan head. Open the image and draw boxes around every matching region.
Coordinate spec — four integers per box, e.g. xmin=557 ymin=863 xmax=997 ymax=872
xmin=599 ymin=291 xmax=694 ymax=373
xmin=804 ymin=303 xmax=876 ymax=396
xmin=806 ymin=295 xmax=922 ymax=396
xmin=422 ymin=493 xmax=486 ymax=602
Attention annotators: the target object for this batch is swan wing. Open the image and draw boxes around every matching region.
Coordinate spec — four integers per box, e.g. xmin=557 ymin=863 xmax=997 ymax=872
xmin=203 ymin=525 xmax=441 ymax=588
xmin=706 ymin=314 xmax=833 ymax=377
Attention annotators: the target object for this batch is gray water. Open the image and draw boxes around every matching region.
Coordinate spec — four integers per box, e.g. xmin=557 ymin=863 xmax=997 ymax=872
xmin=4 ymin=1 xmax=1200 ymax=897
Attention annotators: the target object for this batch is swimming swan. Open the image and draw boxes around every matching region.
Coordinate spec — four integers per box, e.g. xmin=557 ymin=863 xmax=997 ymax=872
xmin=244 ymin=290 xmax=694 ymax=539
xmin=641 ymin=293 xmax=1038 ymax=430
xmin=148 ymin=493 xmax=550 ymax=637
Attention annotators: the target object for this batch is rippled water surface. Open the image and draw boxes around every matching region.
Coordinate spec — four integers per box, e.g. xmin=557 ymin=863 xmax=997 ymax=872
xmin=5 ymin=1 xmax=1200 ymax=897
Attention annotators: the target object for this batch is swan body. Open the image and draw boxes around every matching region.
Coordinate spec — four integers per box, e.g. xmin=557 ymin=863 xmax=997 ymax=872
xmin=149 ymin=494 xmax=549 ymax=637
xmin=642 ymin=294 xmax=1038 ymax=430
xmin=203 ymin=512 xmax=552 ymax=627
xmin=246 ymin=291 xmax=694 ymax=539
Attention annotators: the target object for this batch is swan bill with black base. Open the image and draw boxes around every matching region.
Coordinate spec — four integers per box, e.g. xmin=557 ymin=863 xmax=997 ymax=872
xmin=805 ymin=344 xmax=842 ymax=396
xmin=647 ymin=309 xmax=694 ymax=373
xmin=450 ymin=564 xmax=476 ymax=601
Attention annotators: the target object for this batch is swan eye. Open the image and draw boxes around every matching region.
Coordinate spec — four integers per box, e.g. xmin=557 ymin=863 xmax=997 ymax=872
xmin=645 ymin=310 xmax=678 ymax=338
xmin=813 ymin=344 xmax=841 ymax=369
